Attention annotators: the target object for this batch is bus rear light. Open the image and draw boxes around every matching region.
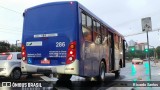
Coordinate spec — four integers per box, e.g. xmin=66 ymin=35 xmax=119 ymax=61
xmin=69 ymin=57 xmax=74 ymax=61
xmin=70 ymin=44 xmax=75 ymax=49
xmin=22 ymin=44 xmax=27 ymax=63
xmin=69 ymin=51 xmax=73 ymax=55
xmin=66 ymin=41 xmax=76 ymax=64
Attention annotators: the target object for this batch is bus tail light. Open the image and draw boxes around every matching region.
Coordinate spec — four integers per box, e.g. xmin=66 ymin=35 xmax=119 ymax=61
xmin=22 ymin=44 xmax=27 ymax=63
xmin=66 ymin=41 xmax=76 ymax=64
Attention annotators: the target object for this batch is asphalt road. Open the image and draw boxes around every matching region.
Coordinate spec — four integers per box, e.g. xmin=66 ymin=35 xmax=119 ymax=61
xmin=1 ymin=61 xmax=160 ymax=90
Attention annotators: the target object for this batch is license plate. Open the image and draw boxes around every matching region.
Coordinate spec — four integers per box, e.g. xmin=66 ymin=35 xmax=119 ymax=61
xmin=41 ymin=60 xmax=50 ymax=64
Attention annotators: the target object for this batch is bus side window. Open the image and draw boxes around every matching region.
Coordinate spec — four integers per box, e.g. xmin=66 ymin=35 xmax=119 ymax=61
xmin=94 ymin=22 xmax=101 ymax=44
xmin=82 ymin=13 xmax=86 ymax=26
xmin=108 ymin=32 xmax=111 ymax=46
xmin=93 ymin=20 xmax=97 ymax=43
xmin=106 ymin=30 xmax=108 ymax=45
xmin=87 ymin=16 xmax=92 ymax=30
xmin=102 ymin=26 xmax=107 ymax=44
xmin=114 ymin=34 xmax=119 ymax=50
xmin=81 ymin=13 xmax=92 ymax=42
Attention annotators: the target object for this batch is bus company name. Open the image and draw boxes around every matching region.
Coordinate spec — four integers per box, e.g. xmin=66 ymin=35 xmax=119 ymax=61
xmin=2 ymin=82 xmax=42 ymax=88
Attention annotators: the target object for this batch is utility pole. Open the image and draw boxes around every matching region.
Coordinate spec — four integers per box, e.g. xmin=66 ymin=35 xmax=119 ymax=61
xmin=141 ymin=17 xmax=152 ymax=80
xmin=16 ymin=40 xmax=19 ymax=52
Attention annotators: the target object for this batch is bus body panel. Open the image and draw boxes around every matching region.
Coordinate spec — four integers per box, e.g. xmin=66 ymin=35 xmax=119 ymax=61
xmin=22 ymin=2 xmax=80 ymax=75
xmin=22 ymin=1 xmax=125 ymax=78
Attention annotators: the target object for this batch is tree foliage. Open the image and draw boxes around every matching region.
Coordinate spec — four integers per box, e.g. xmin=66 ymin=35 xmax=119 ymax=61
xmin=0 ymin=41 xmax=10 ymax=53
xmin=126 ymin=48 xmax=155 ymax=60
xmin=156 ymin=46 xmax=160 ymax=59
xmin=0 ymin=41 xmax=21 ymax=53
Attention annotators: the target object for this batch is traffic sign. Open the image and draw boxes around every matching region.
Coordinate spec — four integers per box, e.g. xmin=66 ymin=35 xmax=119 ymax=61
xmin=141 ymin=17 xmax=152 ymax=32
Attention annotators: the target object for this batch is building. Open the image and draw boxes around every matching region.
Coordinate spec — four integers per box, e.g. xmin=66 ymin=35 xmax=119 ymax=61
xmin=128 ymin=40 xmax=136 ymax=46
xmin=135 ymin=42 xmax=147 ymax=51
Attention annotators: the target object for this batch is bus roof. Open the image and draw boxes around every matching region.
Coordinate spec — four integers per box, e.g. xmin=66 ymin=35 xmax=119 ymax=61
xmin=25 ymin=1 xmax=124 ymax=39
xmin=78 ymin=2 xmax=124 ymax=39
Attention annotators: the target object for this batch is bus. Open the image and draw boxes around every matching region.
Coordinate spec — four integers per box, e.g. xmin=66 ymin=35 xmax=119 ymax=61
xmin=21 ymin=1 xmax=126 ymax=81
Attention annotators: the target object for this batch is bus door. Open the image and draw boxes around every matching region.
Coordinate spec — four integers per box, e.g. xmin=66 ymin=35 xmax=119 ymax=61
xmin=108 ymin=32 xmax=115 ymax=71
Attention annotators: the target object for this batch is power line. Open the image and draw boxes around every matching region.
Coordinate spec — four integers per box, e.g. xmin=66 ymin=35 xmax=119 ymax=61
xmin=124 ymin=28 xmax=160 ymax=37
xmin=0 ymin=27 xmax=22 ymax=32
xmin=0 ymin=5 xmax=21 ymax=14
xmin=0 ymin=30 xmax=21 ymax=35
xmin=0 ymin=24 xmax=21 ymax=29
xmin=114 ymin=10 xmax=160 ymax=27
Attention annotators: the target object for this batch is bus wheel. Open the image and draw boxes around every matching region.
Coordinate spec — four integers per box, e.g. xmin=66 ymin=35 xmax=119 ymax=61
xmin=115 ymin=70 xmax=120 ymax=78
xmin=98 ymin=61 xmax=106 ymax=81
xmin=58 ymin=74 xmax=72 ymax=81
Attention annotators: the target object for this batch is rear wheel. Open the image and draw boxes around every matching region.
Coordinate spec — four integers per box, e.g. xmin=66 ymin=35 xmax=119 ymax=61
xmin=97 ymin=61 xmax=106 ymax=81
xmin=10 ymin=69 xmax=21 ymax=80
xmin=58 ymin=74 xmax=72 ymax=81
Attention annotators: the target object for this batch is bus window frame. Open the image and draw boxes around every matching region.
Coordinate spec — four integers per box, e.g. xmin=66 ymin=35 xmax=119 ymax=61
xmin=81 ymin=11 xmax=93 ymax=42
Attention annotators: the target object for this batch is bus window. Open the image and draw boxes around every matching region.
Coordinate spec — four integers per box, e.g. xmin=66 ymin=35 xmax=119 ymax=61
xmin=82 ymin=13 xmax=92 ymax=42
xmin=106 ymin=30 xmax=108 ymax=45
xmin=82 ymin=13 xmax=86 ymax=26
xmin=93 ymin=20 xmax=97 ymax=31
xmin=82 ymin=27 xmax=92 ymax=41
xmin=102 ymin=27 xmax=108 ymax=44
xmin=114 ymin=34 xmax=119 ymax=50
xmin=87 ymin=16 xmax=92 ymax=30
xmin=93 ymin=22 xmax=101 ymax=44
xmin=108 ymin=32 xmax=111 ymax=46
xmin=97 ymin=22 xmax=101 ymax=34
xmin=102 ymin=26 xmax=106 ymax=44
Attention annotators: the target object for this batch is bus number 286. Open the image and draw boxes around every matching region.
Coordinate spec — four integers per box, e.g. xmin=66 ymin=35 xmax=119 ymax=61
xmin=56 ymin=42 xmax=65 ymax=47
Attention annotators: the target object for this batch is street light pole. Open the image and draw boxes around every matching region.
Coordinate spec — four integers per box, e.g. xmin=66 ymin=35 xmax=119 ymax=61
xmin=16 ymin=40 xmax=19 ymax=52
xmin=146 ymin=31 xmax=151 ymax=80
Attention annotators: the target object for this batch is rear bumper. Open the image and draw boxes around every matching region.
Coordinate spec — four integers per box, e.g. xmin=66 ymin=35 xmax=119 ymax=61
xmin=132 ymin=61 xmax=143 ymax=64
xmin=21 ymin=60 xmax=79 ymax=75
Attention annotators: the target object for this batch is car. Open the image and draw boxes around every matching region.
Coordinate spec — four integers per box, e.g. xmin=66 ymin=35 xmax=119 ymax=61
xmin=132 ymin=58 xmax=143 ymax=64
xmin=0 ymin=52 xmax=22 ymax=80
xmin=143 ymin=58 xmax=154 ymax=61
xmin=143 ymin=58 xmax=148 ymax=61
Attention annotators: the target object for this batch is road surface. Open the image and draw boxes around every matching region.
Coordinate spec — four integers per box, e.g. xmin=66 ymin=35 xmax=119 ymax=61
xmin=1 ymin=61 xmax=160 ymax=90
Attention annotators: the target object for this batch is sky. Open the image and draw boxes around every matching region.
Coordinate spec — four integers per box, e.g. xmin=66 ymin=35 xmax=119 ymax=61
xmin=0 ymin=0 xmax=160 ymax=47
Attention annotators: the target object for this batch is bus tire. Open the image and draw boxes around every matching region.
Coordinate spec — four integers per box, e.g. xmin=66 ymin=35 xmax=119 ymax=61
xmin=115 ymin=70 xmax=120 ymax=78
xmin=58 ymin=74 xmax=72 ymax=81
xmin=98 ymin=61 xmax=106 ymax=81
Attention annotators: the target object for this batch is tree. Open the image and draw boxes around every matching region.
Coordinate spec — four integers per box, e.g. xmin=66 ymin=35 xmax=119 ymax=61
xmin=10 ymin=44 xmax=21 ymax=52
xmin=0 ymin=41 xmax=21 ymax=53
xmin=0 ymin=41 xmax=10 ymax=53
xmin=156 ymin=46 xmax=160 ymax=59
